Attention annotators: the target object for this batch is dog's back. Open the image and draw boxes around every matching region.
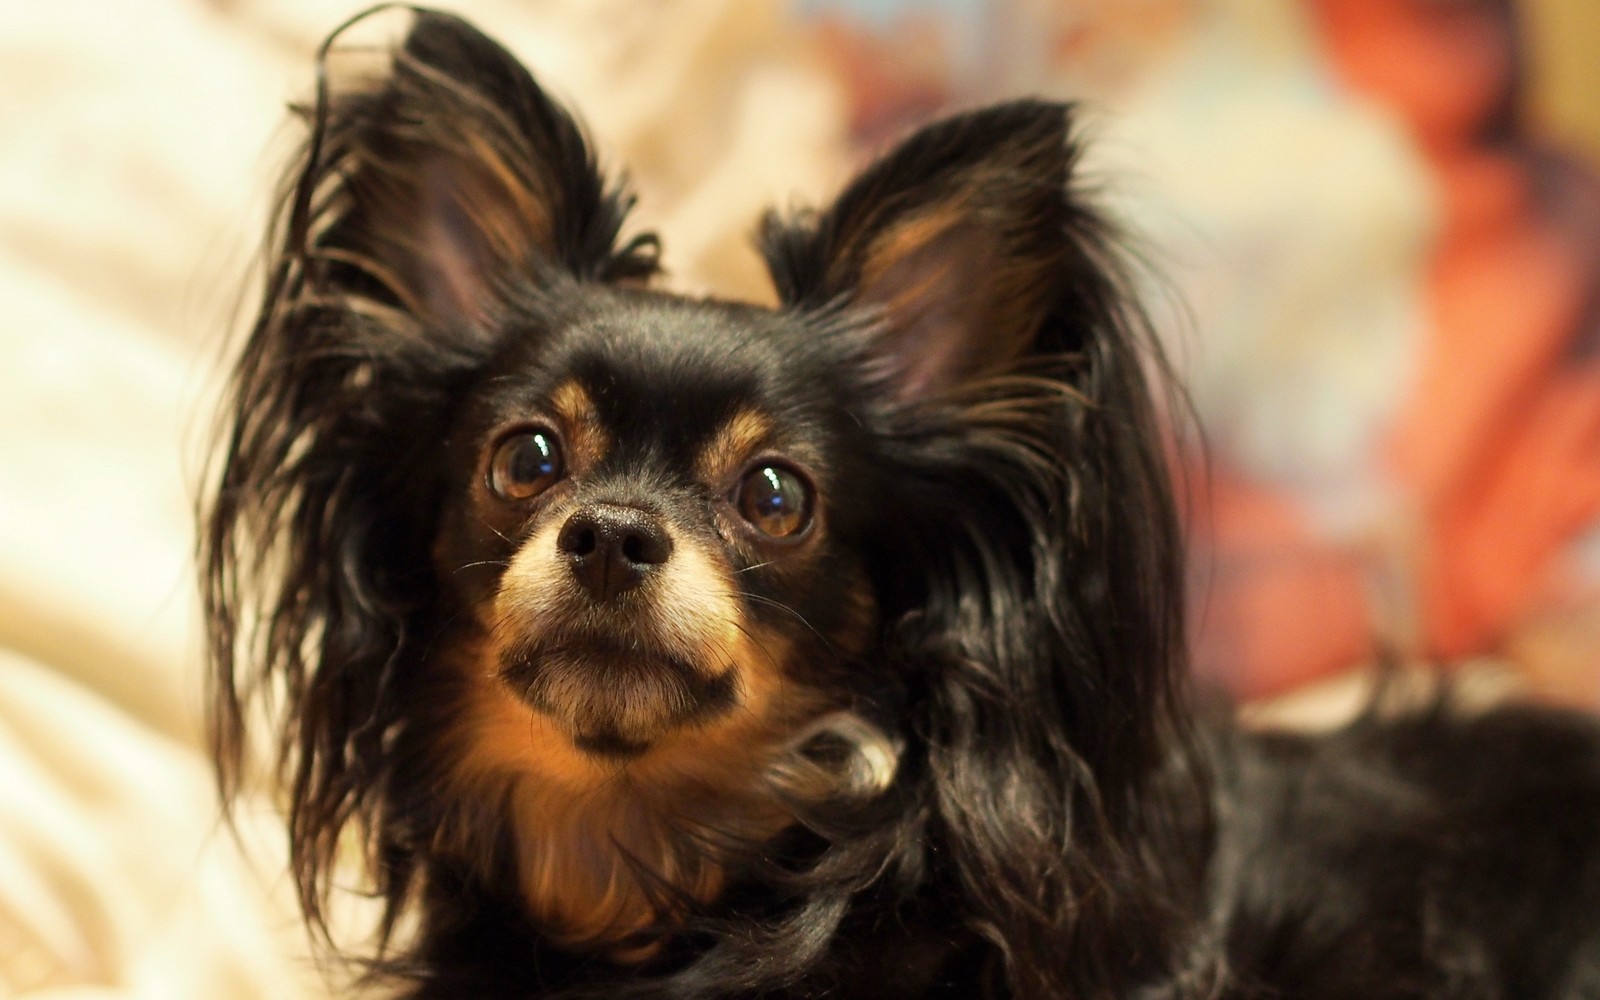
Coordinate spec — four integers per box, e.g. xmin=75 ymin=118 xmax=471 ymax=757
xmin=1198 ymin=705 xmax=1600 ymax=998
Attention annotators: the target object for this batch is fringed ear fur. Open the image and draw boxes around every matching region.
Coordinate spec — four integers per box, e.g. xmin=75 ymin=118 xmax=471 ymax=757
xmin=761 ymin=101 xmax=1083 ymax=402
xmin=292 ymin=7 xmax=654 ymax=332
xmin=763 ymin=102 xmax=1193 ymax=998
xmin=203 ymin=6 xmax=652 ymax=943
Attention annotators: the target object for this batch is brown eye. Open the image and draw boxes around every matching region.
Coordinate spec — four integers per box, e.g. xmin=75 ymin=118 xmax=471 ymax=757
xmin=736 ymin=464 xmax=812 ymax=538
xmin=489 ymin=430 xmax=563 ymax=501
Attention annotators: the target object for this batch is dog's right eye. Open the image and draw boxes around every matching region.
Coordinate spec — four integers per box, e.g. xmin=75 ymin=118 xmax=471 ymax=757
xmin=736 ymin=463 xmax=813 ymax=539
xmin=488 ymin=430 xmax=563 ymax=501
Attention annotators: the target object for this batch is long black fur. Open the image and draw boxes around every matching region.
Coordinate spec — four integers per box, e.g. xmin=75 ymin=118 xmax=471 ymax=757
xmin=204 ymin=8 xmax=1600 ymax=999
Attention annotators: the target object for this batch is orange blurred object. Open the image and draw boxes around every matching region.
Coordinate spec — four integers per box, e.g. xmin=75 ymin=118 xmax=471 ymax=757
xmin=1312 ymin=0 xmax=1600 ymax=666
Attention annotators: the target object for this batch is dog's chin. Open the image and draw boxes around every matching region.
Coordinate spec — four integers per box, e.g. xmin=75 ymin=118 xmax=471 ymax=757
xmin=498 ymin=642 xmax=738 ymax=760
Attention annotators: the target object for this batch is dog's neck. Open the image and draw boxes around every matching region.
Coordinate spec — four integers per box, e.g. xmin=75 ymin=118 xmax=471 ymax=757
xmin=506 ymin=758 xmax=787 ymax=954
xmin=446 ymin=644 xmax=798 ymax=954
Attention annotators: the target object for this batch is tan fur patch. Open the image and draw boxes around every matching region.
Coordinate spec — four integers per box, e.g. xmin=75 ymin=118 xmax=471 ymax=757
xmin=857 ymin=203 xmax=966 ymax=294
xmin=831 ymin=567 xmax=879 ymax=660
xmin=548 ymin=379 xmax=608 ymax=472
xmin=460 ymin=129 xmax=555 ymax=258
xmin=852 ymin=184 xmax=1058 ymax=395
xmin=695 ymin=408 xmax=773 ymax=484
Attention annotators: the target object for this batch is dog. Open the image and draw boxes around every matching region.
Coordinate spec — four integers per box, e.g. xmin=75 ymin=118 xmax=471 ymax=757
xmin=202 ymin=8 xmax=1600 ymax=998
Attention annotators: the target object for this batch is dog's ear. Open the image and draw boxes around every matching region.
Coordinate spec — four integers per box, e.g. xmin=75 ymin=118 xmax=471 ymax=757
xmin=761 ymin=102 xmax=1080 ymax=401
xmin=767 ymin=106 xmax=1193 ymax=998
xmin=291 ymin=9 xmax=652 ymax=331
xmin=204 ymin=9 xmax=661 ymax=943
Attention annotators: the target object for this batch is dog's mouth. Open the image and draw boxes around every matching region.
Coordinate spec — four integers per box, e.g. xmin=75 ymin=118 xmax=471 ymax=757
xmin=498 ymin=636 xmax=739 ymax=758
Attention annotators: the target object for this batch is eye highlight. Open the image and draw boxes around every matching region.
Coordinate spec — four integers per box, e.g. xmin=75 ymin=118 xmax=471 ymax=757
xmin=488 ymin=429 xmax=563 ymax=501
xmin=736 ymin=464 xmax=812 ymax=539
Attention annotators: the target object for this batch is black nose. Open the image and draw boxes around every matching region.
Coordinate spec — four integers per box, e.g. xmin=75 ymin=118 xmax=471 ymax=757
xmin=556 ymin=503 xmax=673 ymax=602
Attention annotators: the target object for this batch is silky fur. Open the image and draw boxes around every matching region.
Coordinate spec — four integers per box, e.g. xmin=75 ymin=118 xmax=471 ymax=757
xmin=204 ymin=8 xmax=1600 ymax=999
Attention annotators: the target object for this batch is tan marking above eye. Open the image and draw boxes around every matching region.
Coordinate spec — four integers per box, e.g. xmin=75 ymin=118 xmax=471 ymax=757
xmin=696 ymin=408 xmax=774 ymax=484
xmin=548 ymin=379 xmax=609 ymax=471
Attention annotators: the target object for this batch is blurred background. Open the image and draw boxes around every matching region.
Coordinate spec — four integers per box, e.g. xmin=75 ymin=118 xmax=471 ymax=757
xmin=2 ymin=1 xmax=1597 ymax=996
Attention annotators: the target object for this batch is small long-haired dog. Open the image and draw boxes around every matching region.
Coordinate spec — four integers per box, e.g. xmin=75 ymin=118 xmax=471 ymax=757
xmin=203 ymin=8 xmax=1600 ymax=999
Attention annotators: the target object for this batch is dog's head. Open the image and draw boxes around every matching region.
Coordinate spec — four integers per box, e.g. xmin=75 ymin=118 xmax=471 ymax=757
xmin=205 ymin=7 xmax=1186 ymax=991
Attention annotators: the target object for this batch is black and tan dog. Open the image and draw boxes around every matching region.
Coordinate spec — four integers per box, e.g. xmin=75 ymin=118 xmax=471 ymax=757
xmin=203 ymin=8 xmax=1600 ymax=998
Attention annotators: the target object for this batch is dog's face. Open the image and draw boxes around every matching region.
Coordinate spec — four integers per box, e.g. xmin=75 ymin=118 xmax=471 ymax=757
xmin=431 ymin=289 xmax=875 ymax=777
xmin=420 ymin=289 xmax=889 ymax=946
xmin=328 ymin=13 xmax=1080 ymax=795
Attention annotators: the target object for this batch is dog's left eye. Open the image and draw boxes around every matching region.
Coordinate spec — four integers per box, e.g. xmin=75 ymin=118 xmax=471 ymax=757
xmin=489 ymin=430 xmax=563 ymax=501
xmin=736 ymin=464 xmax=812 ymax=539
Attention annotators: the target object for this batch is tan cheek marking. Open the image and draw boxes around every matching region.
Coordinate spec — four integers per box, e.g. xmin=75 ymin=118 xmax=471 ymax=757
xmin=448 ymin=643 xmax=608 ymax=793
xmin=549 ymin=378 xmax=608 ymax=472
xmin=695 ymin=407 xmax=773 ymax=484
xmin=651 ymin=535 xmax=743 ymax=675
xmin=489 ymin=515 xmax=571 ymax=635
